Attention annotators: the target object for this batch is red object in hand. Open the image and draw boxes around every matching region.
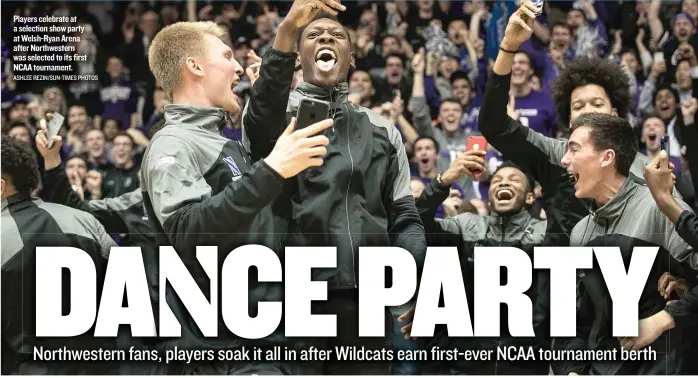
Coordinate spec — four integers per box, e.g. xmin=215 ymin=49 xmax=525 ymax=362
xmin=466 ymin=136 xmax=488 ymax=176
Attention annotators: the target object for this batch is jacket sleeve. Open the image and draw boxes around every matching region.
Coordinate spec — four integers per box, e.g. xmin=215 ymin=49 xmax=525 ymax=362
xmin=84 ymin=212 xmax=118 ymax=259
xmin=44 ymin=165 xmax=133 ymax=235
xmin=242 ymin=49 xmax=298 ymax=162
xmin=415 ymin=180 xmax=465 ymax=246
xmin=652 ymin=201 xmax=698 ymax=271
xmin=676 ymin=210 xmax=698 ymax=250
xmin=409 ymin=94 xmax=436 ymax=139
xmin=478 ymin=72 xmax=568 ymax=182
xmin=142 ymin=135 xmax=286 ymax=256
xmin=681 ymin=122 xmax=698 ymax=197
xmin=383 ymin=119 xmax=427 ymax=271
xmin=664 ymin=285 xmax=698 ymax=331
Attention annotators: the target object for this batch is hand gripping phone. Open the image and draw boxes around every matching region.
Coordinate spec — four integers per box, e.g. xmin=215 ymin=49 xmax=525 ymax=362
xmin=296 ymin=97 xmax=331 ymax=135
xmin=46 ymin=113 xmax=65 ymax=149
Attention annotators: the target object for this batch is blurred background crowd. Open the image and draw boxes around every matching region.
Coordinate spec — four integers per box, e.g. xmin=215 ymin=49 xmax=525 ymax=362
xmin=2 ymin=0 xmax=698 ymax=217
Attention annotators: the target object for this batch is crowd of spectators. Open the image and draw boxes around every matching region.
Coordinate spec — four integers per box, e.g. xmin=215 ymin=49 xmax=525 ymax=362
xmin=2 ymin=0 xmax=698 ymax=216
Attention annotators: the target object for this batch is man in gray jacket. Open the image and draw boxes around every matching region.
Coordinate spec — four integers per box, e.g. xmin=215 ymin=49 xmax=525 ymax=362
xmin=141 ymin=21 xmax=332 ymax=374
xmin=560 ymin=113 xmax=697 ymax=375
xmin=412 ymin=150 xmax=550 ymax=375
xmin=2 ymin=136 xmax=117 ymax=374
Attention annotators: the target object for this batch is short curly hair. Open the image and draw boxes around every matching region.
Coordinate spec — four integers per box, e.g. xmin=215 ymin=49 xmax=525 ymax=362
xmin=1 ymin=135 xmax=40 ymax=196
xmin=552 ymin=57 xmax=631 ymax=128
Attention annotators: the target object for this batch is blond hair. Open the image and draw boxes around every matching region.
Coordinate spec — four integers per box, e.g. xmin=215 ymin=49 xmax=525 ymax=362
xmin=148 ymin=21 xmax=228 ymax=97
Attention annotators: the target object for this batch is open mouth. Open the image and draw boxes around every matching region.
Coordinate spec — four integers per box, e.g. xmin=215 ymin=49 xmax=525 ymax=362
xmin=315 ymin=48 xmax=337 ymax=72
xmin=495 ymin=188 xmax=514 ymax=203
xmin=420 ymin=158 xmax=430 ymax=165
xmin=446 ymin=115 xmax=457 ymax=123
xmin=648 ymin=133 xmax=657 ymax=142
xmin=231 ymin=79 xmax=239 ymax=90
xmin=569 ymin=172 xmax=579 ymax=183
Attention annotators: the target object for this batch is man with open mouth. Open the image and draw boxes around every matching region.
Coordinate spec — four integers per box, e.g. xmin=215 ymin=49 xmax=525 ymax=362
xmin=480 ymin=1 xmax=682 ymax=250
xmin=414 ymin=153 xmax=548 ymax=375
xmin=140 ymin=19 xmax=333 ymax=375
xmin=242 ymin=0 xmax=427 ymax=374
xmin=559 ymin=113 xmax=697 ymax=375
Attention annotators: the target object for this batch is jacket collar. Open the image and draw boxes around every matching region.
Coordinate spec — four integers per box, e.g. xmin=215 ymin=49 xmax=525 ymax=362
xmin=591 ymin=176 xmax=640 ymax=223
xmin=487 ymin=209 xmax=533 ymax=237
xmin=296 ymin=81 xmax=349 ymax=106
xmin=163 ymin=104 xmax=228 ymax=134
xmin=1 ymin=193 xmax=37 ymax=212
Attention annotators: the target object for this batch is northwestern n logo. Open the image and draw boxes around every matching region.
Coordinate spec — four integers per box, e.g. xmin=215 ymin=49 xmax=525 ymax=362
xmin=222 ymin=156 xmax=242 ymax=180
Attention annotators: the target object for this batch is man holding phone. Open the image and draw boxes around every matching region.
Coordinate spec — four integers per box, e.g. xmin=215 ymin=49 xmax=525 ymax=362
xmin=242 ymin=0 xmax=427 ymax=373
xmin=141 ymin=20 xmax=334 ymax=374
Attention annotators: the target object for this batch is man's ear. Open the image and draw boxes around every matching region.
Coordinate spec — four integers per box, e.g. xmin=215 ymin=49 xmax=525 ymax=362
xmin=185 ymin=57 xmax=203 ymax=77
xmin=525 ymin=192 xmax=535 ymax=206
xmin=600 ymin=149 xmax=615 ymax=169
xmin=611 ymin=108 xmax=618 ymax=117
xmin=0 ymin=178 xmax=5 ymax=196
xmin=350 ymin=52 xmax=356 ymax=68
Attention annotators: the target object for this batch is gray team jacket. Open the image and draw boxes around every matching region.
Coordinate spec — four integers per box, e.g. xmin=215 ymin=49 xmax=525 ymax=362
xmin=140 ymin=104 xmax=287 ymax=349
xmin=563 ymin=176 xmax=697 ymax=375
xmin=2 ymin=194 xmax=116 ymax=374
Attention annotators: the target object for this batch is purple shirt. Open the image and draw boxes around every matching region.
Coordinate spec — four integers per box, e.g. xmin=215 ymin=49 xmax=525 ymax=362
xmin=100 ymin=79 xmax=139 ymax=129
xmin=461 ymin=97 xmax=482 ymax=133
xmin=514 ymin=90 xmax=557 ymax=137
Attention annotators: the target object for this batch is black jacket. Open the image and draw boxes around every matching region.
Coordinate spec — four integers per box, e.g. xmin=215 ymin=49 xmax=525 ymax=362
xmin=416 ymin=180 xmax=550 ymax=375
xmin=1 ymin=194 xmax=116 ymax=374
xmin=665 ymin=210 xmax=698 ymax=332
xmin=242 ymin=49 xmax=427 ymax=290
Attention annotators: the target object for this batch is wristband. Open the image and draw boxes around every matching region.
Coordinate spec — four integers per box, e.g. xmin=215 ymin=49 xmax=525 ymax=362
xmin=499 ymin=45 xmax=517 ymax=54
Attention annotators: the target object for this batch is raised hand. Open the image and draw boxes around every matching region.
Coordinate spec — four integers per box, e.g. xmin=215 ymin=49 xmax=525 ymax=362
xmin=245 ymin=50 xmax=262 ymax=86
xmin=411 ymin=48 xmax=425 ymax=74
xmin=501 ymin=1 xmax=537 ymax=51
xmin=283 ymin=0 xmax=346 ymax=30
xmin=681 ymin=97 xmax=698 ymax=125
xmin=441 ymin=150 xmax=487 ymax=185
xmin=85 ymin=170 xmax=103 ymax=199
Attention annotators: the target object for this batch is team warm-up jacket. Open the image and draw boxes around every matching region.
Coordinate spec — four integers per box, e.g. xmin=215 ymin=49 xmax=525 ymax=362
xmin=478 ymin=72 xmax=672 ymax=248
xmin=1 ymin=194 xmax=115 ymax=374
xmin=140 ymin=104 xmax=287 ymax=350
xmin=415 ymin=180 xmax=550 ymax=375
xmin=242 ymin=49 xmax=427 ymax=290
xmin=43 ymin=165 xmax=151 ymax=248
xmin=42 ymin=165 xmax=165 ymax=336
xmin=564 ymin=177 xmax=698 ymax=375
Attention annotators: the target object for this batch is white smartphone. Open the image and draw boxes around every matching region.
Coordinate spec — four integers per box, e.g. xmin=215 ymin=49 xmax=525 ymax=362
xmin=46 ymin=113 xmax=65 ymax=149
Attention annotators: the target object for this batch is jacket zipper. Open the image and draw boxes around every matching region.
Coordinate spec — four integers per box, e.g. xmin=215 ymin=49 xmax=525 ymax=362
xmin=495 ymin=217 xmax=505 ymax=375
xmin=343 ymin=102 xmax=356 ymax=288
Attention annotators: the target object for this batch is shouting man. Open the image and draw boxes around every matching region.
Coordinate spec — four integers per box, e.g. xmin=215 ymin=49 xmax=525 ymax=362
xmin=242 ymin=0 xmax=427 ymax=374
